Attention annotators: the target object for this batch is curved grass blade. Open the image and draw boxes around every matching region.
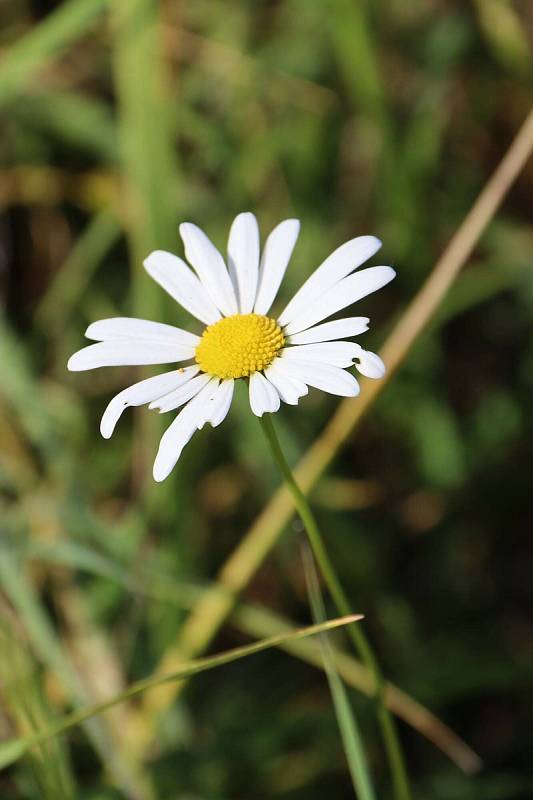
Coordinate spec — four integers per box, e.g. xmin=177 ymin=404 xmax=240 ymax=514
xmin=0 ymin=614 xmax=362 ymax=770
xmin=24 ymin=540 xmax=482 ymax=772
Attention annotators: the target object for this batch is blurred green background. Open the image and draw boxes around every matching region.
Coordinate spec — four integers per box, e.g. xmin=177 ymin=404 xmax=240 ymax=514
xmin=1 ymin=1 xmax=532 ymax=798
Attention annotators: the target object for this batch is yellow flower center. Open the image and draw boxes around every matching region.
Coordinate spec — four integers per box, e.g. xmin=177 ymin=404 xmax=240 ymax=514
xmin=195 ymin=313 xmax=285 ymax=379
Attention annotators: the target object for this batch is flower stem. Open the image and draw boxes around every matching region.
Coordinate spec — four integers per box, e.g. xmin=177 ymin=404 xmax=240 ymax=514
xmin=259 ymin=413 xmax=411 ymax=800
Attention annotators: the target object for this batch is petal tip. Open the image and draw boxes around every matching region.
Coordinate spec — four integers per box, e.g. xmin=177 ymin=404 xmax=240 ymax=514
xmin=143 ymin=250 xmax=172 ymax=281
xmin=143 ymin=249 xmax=166 ymax=268
xmin=100 ymin=424 xmax=113 ymax=440
xmin=235 ymin=211 xmax=256 ymax=223
xmin=179 ymin=221 xmax=194 ymax=237
xmin=152 ymin=460 xmax=168 ymax=482
xmin=67 ymin=353 xmax=82 ymax=371
xmin=280 ymin=218 xmax=300 ymax=235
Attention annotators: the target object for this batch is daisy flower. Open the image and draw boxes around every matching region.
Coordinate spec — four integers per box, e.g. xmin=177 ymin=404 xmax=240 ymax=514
xmin=68 ymin=213 xmax=395 ymax=481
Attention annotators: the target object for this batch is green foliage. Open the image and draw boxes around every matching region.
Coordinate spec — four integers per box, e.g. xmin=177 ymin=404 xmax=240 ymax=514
xmin=0 ymin=615 xmax=74 ymax=799
xmin=1 ymin=1 xmax=532 ymax=798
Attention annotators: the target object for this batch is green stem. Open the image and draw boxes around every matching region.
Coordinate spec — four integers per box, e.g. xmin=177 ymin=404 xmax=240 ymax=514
xmin=259 ymin=414 xmax=411 ymax=800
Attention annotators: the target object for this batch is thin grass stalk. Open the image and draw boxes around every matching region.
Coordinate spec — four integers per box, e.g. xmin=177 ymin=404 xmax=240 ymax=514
xmin=260 ymin=415 xmax=411 ymax=800
xmin=0 ymin=615 xmax=361 ymax=770
xmin=24 ymin=539 xmax=482 ymax=773
xmin=303 ymin=545 xmax=376 ymax=800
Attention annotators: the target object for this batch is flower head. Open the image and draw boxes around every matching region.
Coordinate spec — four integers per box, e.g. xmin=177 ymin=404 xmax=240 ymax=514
xmin=68 ymin=213 xmax=395 ymax=481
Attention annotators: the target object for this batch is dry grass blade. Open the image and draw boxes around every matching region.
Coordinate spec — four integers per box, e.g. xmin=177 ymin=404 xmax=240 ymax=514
xmin=135 ymin=108 xmax=533 ymax=756
xmin=232 ymin=605 xmax=482 ymax=775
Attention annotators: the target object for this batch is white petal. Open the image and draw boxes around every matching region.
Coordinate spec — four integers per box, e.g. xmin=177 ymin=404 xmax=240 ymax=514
xmin=278 ymin=235 xmax=381 ymax=326
xmin=269 ymin=359 xmax=309 ymax=395
xmin=254 ymin=219 xmax=300 ymax=315
xmin=227 ymin=212 xmax=260 ymax=313
xmin=264 ymin=359 xmax=308 ymax=405
xmin=282 ymin=361 xmax=360 ymax=397
xmin=149 ymin=372 xmax=211 ymax=413
xmin=205 ymin=379 xmax=234 ymax=428
xmin=356 ymin=349 xmax=386 ymax=379
xmin=249 ymin=372 xmax=281 ymax=416
xmin=68 ymin=341 xmax=195 ymax=371
xmin=280 ymin=342 xmax=362 ymax=368
xmin=195 ymin=378 xmax=222 ymax=428
xmin=144 ymin=250 xmax=221 ymax=325
xmin=85 ymin=317 xmax=200 ymax=347
xmin=152 ymin=379 xmax=219 ymax=481
xmin=179 ymin=223 xmax=238 ymax=317
xmin=100 ymin=367 xmax=199 ymax=439
xmin=196 ymin=378 xmax=235 ymax=429
xmin=287 ymin=317 xmax=369 ymax=345
xmin=285 ymin=265 xmax=396 ymax=335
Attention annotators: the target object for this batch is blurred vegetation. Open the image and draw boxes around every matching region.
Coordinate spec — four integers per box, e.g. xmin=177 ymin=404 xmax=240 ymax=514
xmin=1 ymin=0 xmax=533 ymax=798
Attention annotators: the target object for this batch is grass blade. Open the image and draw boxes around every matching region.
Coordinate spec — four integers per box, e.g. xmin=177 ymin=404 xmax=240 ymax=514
xmin=111 ymin=0 xmax=180 ymax=318
xmin=110 ymin=0 xmax=183 ymax=485
xmin=327 ymin=0 xmax=387 ymax=126
xmin=0 ymin=615 xmax=75 ymax=799
xmin=23 ymin=540 xmax=481 ymax=772
xmin=35 ymin=208 xmax=121 ymax=336
xmin=0 ymin=547 xmax=156 ymax=799
xmin=12 ymin=91 xmax=118 ymax=162
xmin=0 ymin=614 xmax=362 ymax=770
xmin=0 ymin=0 xmax=107 ymax=107
xmin=234 ymin=605 xmax=482 ymax=776
xmin=303 ymin=545 xmax=376 ymax=800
